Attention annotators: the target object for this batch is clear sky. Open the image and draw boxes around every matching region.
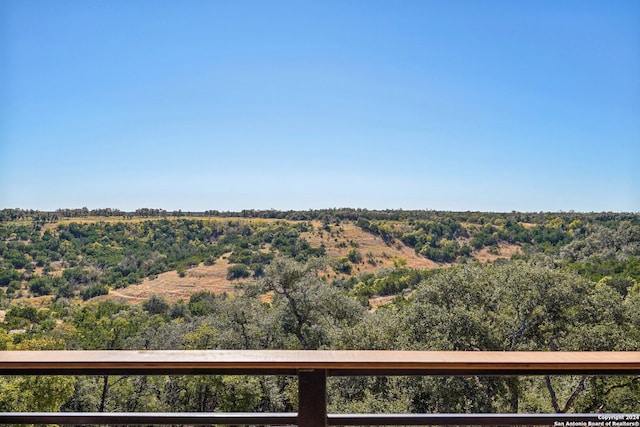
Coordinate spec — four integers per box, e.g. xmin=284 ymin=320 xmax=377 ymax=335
xmin=1 ymin=0 xmax=639 ymax=212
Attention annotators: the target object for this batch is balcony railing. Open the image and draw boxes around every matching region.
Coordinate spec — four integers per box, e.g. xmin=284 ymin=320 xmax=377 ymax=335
xmin=0 ymin=350 xmax=638 ymax=426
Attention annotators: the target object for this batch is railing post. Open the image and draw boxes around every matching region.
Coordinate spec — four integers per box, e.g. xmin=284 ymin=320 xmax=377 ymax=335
xmin=298 ymin=369 xmax=327 ymax=427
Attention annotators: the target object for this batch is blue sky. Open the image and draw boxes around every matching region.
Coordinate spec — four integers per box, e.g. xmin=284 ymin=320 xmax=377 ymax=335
xmin=1 ymin=0 xmax=639 ymax=212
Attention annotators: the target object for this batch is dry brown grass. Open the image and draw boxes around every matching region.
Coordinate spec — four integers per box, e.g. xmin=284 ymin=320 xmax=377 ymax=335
xmin=474 ymin=243 xmax=521 ymax=263
xmin=105 ymin=255 xmax=241 ymax=303
xmin=31 ymin=266 xmax=62 ymax=277
xmin=12 ymin=295 xmax=56 ymax=308
xmin=368 ymin=295 xmax=396 ymax=310
xmin=301 ymin=221 xmax=438 ymax=280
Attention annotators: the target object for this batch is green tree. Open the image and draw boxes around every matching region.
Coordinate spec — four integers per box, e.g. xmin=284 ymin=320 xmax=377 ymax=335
xmin=142 ymin=294 xmax=170 ymax=316
xmin=227 ymin=264 xmax=250 ymax=280
xmin=0 ymin=337 xmax=75 ymax=412
xmin=259 ymin=257 xmax=364 ymax=349
xmin=399 ymin=262 xmax=637 ymax=414
xmin=347 ymin=248 xmax=363 ymax=264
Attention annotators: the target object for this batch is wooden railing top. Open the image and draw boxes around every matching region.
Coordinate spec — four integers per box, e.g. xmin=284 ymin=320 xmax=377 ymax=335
xmin=1 ymin=351 xmax=639 ymax=426
xmin=1 ymin=350 xmax=639 ymax=375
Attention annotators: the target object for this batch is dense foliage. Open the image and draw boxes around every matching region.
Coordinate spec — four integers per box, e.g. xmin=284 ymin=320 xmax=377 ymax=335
xmin=0 ymin=209 xmax=639 ymax=415
xmin=0 ymin=218 xmax=318 ymax=300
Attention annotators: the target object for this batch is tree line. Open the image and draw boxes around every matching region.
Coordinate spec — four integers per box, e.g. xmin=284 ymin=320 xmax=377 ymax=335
xmin=3 ymin=207 xmax=639 ymax=225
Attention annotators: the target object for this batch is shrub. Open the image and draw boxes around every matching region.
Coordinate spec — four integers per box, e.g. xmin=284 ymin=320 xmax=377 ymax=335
xmin=227 ymin=264 xmax=250 ymax=280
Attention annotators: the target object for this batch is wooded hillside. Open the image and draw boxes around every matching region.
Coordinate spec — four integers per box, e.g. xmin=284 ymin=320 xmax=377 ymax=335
xmin=1 ymin=209 xmax=639 ymax=414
